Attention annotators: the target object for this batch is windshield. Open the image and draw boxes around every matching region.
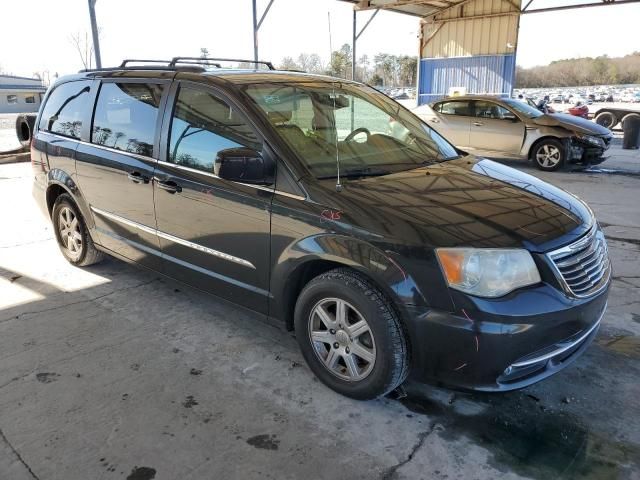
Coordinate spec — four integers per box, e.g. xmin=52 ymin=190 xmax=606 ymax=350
xmin=244 ymin=81 xmax=459 ymax=179
xmin=503 ymin=98 xmax=544 ymax=119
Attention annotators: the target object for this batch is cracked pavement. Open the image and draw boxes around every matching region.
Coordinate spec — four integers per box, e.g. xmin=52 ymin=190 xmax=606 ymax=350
xmin=0 ymin=147 xmax=639 ymax=479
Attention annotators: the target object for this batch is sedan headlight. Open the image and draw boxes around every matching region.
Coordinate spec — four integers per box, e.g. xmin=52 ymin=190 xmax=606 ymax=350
xmin=575 ymin=134 xmax=604 ymax=147
xmin=436 ymin=248 xmax=541 ymax=298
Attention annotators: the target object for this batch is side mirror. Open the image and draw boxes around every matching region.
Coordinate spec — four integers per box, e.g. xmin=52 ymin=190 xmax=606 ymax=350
xmin=215 ymin=147 xmax=274 ymax=185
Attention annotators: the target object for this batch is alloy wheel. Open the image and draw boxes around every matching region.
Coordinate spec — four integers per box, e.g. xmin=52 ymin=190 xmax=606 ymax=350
xmin=58 ymin=207 xmax=82 ymax=260
xmin=308 ymin=298 xmax=376 ymax=382
xmin=536 ymin=144 xmax=561 ymax=168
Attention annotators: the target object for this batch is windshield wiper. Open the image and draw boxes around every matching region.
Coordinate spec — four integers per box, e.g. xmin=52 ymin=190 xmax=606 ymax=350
xmin=318 ymin=167 xmax=391 ymax=180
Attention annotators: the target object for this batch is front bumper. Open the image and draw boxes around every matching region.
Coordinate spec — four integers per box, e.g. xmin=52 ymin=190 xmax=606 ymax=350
xmin=567 ymin=135 xmax=612 ymax=163
xmin=403 ymin=280 xmax=609 ymax=391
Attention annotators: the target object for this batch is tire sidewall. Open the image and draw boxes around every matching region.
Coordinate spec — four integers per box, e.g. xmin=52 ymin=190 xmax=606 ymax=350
xmin=294 ymin=274 xmax=401 ymax=400
xmin=532 ymin=139 xmax=565 ymax=171
xmin=52 ymin=195 xmax=89 ymax=265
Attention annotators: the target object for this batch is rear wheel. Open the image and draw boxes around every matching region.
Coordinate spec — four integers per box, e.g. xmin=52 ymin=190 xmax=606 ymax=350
xmin=294 ymin=268 xmax=409 ymax=400
xmin=531 ymin=138 xmax=565 ymax=171
xmin=52 ymin=194 xmax=104 ymax=266
xmin=594 ymin=111 xmax=617 ymax=129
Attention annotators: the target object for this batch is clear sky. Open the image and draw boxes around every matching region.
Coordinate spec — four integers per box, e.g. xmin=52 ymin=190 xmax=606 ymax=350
xmin=1 ymin=0 xmax=638 ymax=79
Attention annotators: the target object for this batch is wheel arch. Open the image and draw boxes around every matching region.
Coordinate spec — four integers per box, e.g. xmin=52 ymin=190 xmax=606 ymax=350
xmin=528 ymin=135 xmax=565 ymax=161
xmin=45 ymin=169 xmax=94 ymax=228
xmin=269 ymin=234 xmax=427 ymax=333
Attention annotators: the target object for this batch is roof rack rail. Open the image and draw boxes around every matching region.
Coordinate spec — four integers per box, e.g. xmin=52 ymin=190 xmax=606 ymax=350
xmin=169 ymin=57 xmax=275 ymax=70
xmin=119 ymin=59 xmax=172 ymax=68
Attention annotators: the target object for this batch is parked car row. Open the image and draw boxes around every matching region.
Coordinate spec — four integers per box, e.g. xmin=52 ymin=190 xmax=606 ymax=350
xmin=516 ymin=84 xmax=640 ymax=105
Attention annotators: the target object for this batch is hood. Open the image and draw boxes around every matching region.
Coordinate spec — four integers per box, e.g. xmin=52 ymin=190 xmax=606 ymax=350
xmin=320 ymin=158 xmax=594 ymax=253
xmin=533 ymin=113 xmax=611 ymax=135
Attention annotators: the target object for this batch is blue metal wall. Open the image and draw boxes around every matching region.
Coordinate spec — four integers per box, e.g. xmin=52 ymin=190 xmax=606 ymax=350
xmin=418 ymin=54 xmax=516 ymax=106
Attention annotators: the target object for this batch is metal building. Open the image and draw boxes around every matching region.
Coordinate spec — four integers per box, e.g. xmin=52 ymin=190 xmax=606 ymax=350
xmin=345 ymin=0 xmax=520 ymax=105
xmin=0 ymin=75 xmax=47 ymax=114
xmin=344 ymin=0 xmax=637 ymax=106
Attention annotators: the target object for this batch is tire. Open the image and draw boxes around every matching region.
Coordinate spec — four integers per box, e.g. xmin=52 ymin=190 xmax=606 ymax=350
xmin=531 ymin=138 xmax=565 ymax=171
xmin=52 ymin=194 xmax=104 ymax=266
xmin=15 ymin=115 xmax=35 ymax=149
xmin=621 ymin=113 xmax=640 ymax=128
xmin=294 ymin=268 xmax=409 ymax=400
xmin=594 ymin=111 xmax=617 ymax=129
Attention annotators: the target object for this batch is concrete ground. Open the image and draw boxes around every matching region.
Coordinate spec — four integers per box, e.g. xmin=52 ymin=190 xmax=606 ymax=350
xmin=0 ymin=144 xmax=639 ymax=480
xmin=0 ymin=114 xmax=23 ymax=154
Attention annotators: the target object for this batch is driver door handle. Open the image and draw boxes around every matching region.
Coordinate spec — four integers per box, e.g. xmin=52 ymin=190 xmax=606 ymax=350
xmin=127 ymin=171 xmax=149 ymax=184
xmin=473 ymin=121 xmax=484 ymax=126
xmin=429 ymin=118 xmax=440 ymax=123
xmin=154 ymin=178 xmax=182 ymax=194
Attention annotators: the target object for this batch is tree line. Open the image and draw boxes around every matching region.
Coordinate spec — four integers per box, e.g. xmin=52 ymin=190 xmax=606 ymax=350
xmin=516 ymin=52 xmax=640 ymax=88
xmin=277 ymin=44 xmax=418 ymax=87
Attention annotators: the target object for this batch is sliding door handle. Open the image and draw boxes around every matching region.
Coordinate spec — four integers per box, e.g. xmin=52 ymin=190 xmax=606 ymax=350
xmin=155 ymin=178 xmax=182 ymax=194
xmin=127 ymin=171 xmax=148 ymax=184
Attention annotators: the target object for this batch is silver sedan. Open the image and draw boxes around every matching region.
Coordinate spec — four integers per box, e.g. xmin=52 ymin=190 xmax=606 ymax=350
xmin=414 ymin=95 xmax=613 ymax=171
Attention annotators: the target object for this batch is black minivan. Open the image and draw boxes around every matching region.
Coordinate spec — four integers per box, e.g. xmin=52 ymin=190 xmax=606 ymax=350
xmin=32 ymin=58 xmax=610 ymax=399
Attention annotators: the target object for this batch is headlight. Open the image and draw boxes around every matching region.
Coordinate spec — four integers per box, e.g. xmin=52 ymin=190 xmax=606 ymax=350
xmin=575 ymin=134 xmax=604 ymax=147
xmin=436 ymin=248 xmax=541 ymax=298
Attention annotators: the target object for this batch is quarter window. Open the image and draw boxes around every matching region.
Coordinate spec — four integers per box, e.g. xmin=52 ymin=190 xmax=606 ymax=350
xmin=434 ymin=101 xmax=471 ymax=116
xmin=7 ymin=95 xmax=18 ymax=104
xmin=168 ymin=86 xmax=260 ymax=174
xmin=92 ymin=82 xmax=164 ymax=157
xmin=38 ymin=80 xmax=92 ymax=139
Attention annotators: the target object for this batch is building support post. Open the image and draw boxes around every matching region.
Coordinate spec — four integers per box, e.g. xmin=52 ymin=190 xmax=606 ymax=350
xmin=253 ymin=0 xmax=275 ymax=64
xmin=352 ymin=8 xmax=379 ymax=82
xmin=352 ymin=10 xmax=357 ymax=81
xmin=252 ymin=0 xmax=259 ymax=63
xmin=87 ymin=0 xmax=102 ymax=69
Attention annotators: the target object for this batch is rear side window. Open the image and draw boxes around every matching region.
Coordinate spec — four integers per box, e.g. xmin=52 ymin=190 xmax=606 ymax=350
xmin=38 ymin=80 xmax=92 ymax=138
xmin=474 ymin=101 xmax=517 ymax=120
xmin=92 ymin=82 xmax=164 ymax=157
xmin=434 ymin=101 xmax=471 ymax=116
xmin=168 ymin=86 xmax=260 ymax=173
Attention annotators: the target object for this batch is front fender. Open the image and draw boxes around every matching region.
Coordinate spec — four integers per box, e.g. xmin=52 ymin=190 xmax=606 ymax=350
xmin=269 ymin=233 xmax=431 ymax=326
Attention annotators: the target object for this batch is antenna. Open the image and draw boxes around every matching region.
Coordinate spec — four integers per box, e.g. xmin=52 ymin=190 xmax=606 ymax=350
xmin=328 ymin=11 xmax=342 ymax=192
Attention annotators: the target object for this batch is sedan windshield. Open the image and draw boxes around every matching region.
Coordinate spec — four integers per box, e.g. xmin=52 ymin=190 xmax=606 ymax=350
xmin=244 ymin=81 xmax=459 ymax=179
xmin=503 ymin=98 xmax=544 ymax=119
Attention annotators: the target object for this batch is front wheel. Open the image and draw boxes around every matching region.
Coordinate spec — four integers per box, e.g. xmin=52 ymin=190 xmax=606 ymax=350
xmin=294 ymin=268 xmax=409 ymax=400
xmin=531 ymin=139 xmax=565 ymax=171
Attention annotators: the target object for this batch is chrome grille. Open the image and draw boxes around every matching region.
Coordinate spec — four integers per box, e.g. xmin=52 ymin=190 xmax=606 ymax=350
xmin=548 ymin=227 xmax=611 ymax=297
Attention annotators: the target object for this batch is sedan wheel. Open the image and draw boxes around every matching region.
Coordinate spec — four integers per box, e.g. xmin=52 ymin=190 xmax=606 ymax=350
xmin=308 ymin=298 xmax=376 ymax=382
xmin=532 ymin=139 xmax=565 ymax=171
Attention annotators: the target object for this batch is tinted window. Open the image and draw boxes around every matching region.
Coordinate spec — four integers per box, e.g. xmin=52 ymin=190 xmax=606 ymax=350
xmin=435 ymin=101 xmax=471 ymax=116
xmin=38 ymin=80 xmax=92 ymax=138
xmin=168 ymin=87 xmax=260 ymax=174
xmin=7 ymin=95 xmax=18 ymax=104
xmin=474 ymin=101 xmax=517 ymax=120
xmin=92 ymin=82 xmax=164 ymax=157
xmin=25 ymin=96 xmax=35 ymax=104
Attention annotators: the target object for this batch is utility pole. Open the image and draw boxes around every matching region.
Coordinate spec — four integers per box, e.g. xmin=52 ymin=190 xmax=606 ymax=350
xmin=87 ymin=0 xmax=102 ymax=69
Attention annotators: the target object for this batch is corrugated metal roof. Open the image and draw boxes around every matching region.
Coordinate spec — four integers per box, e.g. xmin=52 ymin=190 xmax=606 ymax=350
xmin=339 ymin=0 xmax=468 ymax=18
xmin=418 ymin=54 xmax=515 ymax=104
xmin=0 ymin=85 xmax=47 ymax=91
